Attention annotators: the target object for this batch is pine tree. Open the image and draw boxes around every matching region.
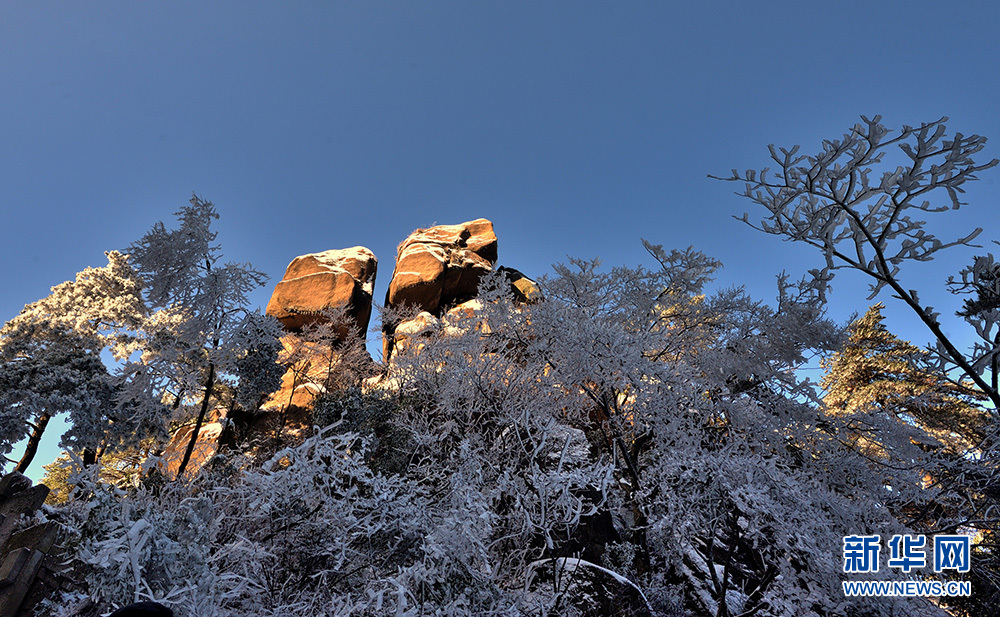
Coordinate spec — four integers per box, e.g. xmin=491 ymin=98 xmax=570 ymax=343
xmin=0 ymin=251 xmax=145 ymax=473
xmin=821 ymin=303 xmax=988 ymax=454
xmin=125 ymin=195 xmax=272 ymax=478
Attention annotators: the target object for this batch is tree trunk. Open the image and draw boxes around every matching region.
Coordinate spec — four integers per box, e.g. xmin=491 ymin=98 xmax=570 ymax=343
xmin=15 ymin=412 xmax=51 ymax=474
xmin=176 ymin=363 xmax=216 ymax=479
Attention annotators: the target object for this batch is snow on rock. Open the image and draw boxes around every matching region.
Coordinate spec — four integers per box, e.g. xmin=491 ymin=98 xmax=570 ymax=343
xmin=385 ymin=219 xmax=497 ymax=316
xmin=266 ymin=246 xmax=377 ymax=336
xmin=382 ymin=219 xmax=497 ymax=360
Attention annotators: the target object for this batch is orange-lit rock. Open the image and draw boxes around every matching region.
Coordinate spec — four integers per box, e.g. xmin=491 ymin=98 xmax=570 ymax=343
xmin=385 ymin=219 xmax=497 ymax=315
xmin=383 ymin=220 xmax=497 ymax=360
xmin=266 ymin=247 xmax=377 ymax=336
xmin=159 ymin=416 xmax=226 ymax=480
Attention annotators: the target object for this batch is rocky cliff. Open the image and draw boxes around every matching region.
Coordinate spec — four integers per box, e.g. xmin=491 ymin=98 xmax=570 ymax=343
xmin=162 ymin=218 xmax=538 ymax=477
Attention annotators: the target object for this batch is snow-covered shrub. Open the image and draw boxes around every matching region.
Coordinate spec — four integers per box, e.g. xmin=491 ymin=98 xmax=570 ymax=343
xmin=44 ymin=248 xmax=983 ymax=616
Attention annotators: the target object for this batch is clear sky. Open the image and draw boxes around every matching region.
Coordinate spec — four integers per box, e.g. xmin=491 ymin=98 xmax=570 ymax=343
xmin=3 ymin=2 xmax=999 ymax=479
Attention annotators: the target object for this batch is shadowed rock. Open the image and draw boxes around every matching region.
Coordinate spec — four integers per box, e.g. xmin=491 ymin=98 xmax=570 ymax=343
xmin=497 ymin=266 xmax=542 ymax=303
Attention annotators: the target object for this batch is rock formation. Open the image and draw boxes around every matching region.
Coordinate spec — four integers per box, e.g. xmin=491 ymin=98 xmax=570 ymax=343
xmin=159 ymin=224 xmax=543 ymax=475
xmin=266 ymin=247 xmax=377 ymax=337
xmin=382 ymin=219 xmax=498 ymax=360
xmin=0 ymin=474 xmax=62 ymax=617
xmin=158 ymin=407 xmax=228 ymax=480
xmin=263 ymin=246 xmax=378 ymax=416
xmin=497 ymin=266 xmax=541 ymax=304
xmin=385 ymin=219 xmax=497 ymax=315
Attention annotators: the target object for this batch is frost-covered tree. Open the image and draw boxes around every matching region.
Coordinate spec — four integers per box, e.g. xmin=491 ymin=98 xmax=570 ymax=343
xmin=273 ymin=306 xmax=372 ymax=420
xmin=528 ymin=259 xmax=871 ymax=616
xmin=44 ymin=247 xmax=972 ymax=616
xmin=0 ymin=251 xmax=145 ymax=472
xmin=822 ymin=303 xmax=988 ymax=455
xmin=230 ymin=309 xmax=285 ymax=413
xmin=124 ymin=195 xmax=272 ymax=478
xmin=716 ymin=117 xmax=1000 ymax=613
xmin=0 ymin=197 xmax=279 ymax=478
xmin=0 ymin=330 xmax=112 ymax=472
xmin=42 ymin=438 xmax=160 ymax=505
xmin=817 ymin=303 xmax=997 ymax=571
xmin=714 ymin=115 xmax=1000 ymax=410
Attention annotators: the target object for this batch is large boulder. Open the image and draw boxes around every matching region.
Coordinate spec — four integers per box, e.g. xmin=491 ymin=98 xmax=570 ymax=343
xmin=266 ymin=247 xmax=377 ymax=336
xmin=385 ymin=219 xmax=497 ymax=315
xmin=383 ymin=220 xmax=497 ymax=360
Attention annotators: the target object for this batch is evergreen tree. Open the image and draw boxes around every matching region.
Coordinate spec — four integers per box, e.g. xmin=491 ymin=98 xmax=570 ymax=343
xmin=124 ymin=195 xmax=272 ymax=479
xmin=0 ymin=251 xmax=145 ymax=473
xmin=821 ymin=303 xmax=988 ymax=454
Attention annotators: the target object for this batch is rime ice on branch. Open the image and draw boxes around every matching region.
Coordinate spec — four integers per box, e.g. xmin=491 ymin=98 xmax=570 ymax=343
xmin=715 ymin=116 xmax=1000 ymax=410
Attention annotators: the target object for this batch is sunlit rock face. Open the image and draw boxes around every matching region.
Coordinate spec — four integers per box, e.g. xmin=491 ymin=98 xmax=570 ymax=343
xmin=158 ymin=408 xmax=226 ymax=481
xmin=382 ymin=219 xmax=497 ymax=360
xmin=385 ymin=219 xmax=497 ymax=316
xmin=266 ymin=246 xmax=377 ymax=337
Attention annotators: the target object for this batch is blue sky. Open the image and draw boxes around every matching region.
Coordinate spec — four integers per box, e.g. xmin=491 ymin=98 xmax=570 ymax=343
xmin=3 ymin=2 xmax=999 ymax=479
